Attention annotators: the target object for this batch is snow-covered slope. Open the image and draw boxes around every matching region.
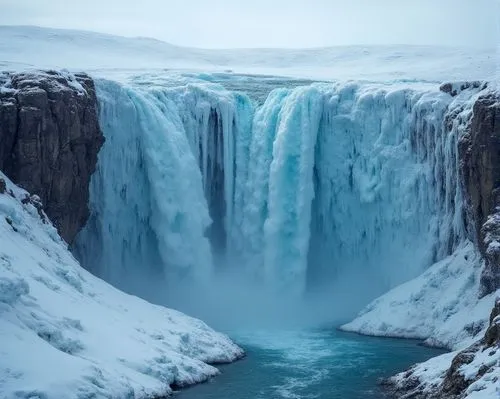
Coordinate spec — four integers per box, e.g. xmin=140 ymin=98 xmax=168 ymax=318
xmin=0 ymin=172 xmax=243 ymax=398
xmin=0 ymin=25 xmax=496 ymax=82
xmin=341 ymin=243 xmax=498 ymax=350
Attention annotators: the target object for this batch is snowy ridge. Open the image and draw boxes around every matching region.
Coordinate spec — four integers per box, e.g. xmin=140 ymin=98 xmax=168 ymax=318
xmin=388 ymin=348 xmax=500 ymax=399
xmin=0 ymin=25 xmax=495 ymax=82
xmin=0 ymin=172 xmax=243 ymax=398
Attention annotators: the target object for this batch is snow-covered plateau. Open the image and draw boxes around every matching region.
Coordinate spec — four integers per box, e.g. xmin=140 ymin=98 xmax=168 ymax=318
xmin=0 ymin=25 xmax=497 ymax=82
xmin=0 ymin=25 xmax=499 ymax=399
xmin=0 ymin=172 xmax=243 ymax=398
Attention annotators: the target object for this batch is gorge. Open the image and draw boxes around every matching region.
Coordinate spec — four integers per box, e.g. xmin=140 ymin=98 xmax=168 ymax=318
xmin=0 ymin=26 xmax=499 ymax=399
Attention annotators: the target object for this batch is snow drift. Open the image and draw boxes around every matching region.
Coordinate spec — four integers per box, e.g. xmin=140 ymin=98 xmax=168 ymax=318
xmin=0 ymin=172 xmax=243 ymax=399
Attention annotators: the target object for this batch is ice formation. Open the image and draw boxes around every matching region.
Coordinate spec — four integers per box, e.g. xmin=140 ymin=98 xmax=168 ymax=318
xmin=76 ymin=77 xmax=483 ymax=303
xmin=75 ymin=80 xmax=214 ymax=291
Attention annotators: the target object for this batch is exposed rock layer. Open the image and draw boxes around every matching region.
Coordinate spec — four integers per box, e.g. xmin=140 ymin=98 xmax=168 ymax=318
xmin=0 ymin=71 xmax=104 ymax=244
xmin=459 ymin=92 xmax=500 ymax=296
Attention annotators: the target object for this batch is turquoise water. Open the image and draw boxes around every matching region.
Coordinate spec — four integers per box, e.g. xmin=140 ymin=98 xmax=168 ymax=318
xmin=177 ymin=329 xmax=446 ymax=399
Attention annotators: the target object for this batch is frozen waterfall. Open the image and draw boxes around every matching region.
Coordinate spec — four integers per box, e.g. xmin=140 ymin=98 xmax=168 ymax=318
xmin=75 ymin=76 xmax=473 ymax=300
xmin=75 ymin=80 xmax=213 ymax=291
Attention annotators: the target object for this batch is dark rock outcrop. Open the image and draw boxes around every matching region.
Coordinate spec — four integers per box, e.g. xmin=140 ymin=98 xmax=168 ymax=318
xmin=459 ymin=92 xmax=500 ymax=296
xmin=0 ymin=71 xmax=104 ymax=244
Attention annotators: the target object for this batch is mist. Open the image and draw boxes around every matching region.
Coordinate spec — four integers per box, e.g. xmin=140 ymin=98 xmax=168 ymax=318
xmin=108 ymin=254 xmax=391 ymax=333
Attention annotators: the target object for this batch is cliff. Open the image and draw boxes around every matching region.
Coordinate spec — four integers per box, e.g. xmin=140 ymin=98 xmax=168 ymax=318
xmin=459 ymin=92 xmax=500 ymax=296
xmin=0 ymin=71 xmax=104 ymax=244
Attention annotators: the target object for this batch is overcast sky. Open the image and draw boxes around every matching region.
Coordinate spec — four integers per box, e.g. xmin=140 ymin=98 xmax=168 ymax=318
xmin=1 ymin=0 xmax=498 ymax=48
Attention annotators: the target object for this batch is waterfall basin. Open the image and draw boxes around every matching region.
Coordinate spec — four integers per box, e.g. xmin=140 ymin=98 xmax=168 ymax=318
xmin=176 ymin=329 xmax=446 ymax=399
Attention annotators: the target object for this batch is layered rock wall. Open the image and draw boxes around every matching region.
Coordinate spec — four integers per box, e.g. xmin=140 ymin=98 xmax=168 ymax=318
xmin=0 ymin=71 xmax=104 ymax=244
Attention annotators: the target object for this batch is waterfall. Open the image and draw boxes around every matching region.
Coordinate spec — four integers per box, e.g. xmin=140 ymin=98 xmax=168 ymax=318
xmin=75 ymin=77 xmax=475 ymax=299
xmin=75 ymin=79 xmax=213 ymax=292
xmin=307 ymin=85 xmax=465 ymax=295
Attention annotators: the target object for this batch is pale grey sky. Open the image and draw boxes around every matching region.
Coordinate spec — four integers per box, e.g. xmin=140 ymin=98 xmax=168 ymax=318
xmin=1 ymin=0 xmax=498 ymax=48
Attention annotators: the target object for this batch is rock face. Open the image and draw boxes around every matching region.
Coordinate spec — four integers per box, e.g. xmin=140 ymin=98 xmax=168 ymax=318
xmin=0 ymin=71 xmax=104 ymax=244
xmin=459 ymin=92 xmax=500 ymax=296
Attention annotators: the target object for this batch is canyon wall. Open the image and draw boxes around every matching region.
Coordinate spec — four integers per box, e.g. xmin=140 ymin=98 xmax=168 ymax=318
xmin=459 ymin=91 xmax=500 ymax=295
xmin=0 ymin=71 xmax=104 ymax=244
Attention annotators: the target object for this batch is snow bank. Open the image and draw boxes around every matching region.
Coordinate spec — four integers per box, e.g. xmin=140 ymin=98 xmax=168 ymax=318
xmin=0 ymin=172 xmax=243 ymax=398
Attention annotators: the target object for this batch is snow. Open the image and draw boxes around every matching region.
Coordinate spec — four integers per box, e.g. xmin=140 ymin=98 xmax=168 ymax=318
xmin=390 ymin=352 xmax=458 ymax=395
xmin=341 ymin=242 xmax=498 ymax=350
xmin=462 ymin=347 xmax=500 ymax=398
xmin=0 ymin=25 xmax=496 ymax=82
xmin=0 ymin=172 xmax=243 ymax=398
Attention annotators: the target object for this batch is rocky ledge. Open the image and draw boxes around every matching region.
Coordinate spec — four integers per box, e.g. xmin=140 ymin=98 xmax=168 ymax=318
xmin=0 ymin=70 xmax=104 ymax=244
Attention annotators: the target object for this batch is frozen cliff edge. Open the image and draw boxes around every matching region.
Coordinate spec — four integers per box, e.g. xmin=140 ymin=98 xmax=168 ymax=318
xmin=342 ymin=86 xmax=500 ymax=398
xmin=0 ymin=172 xmax=243 ymax=398
xmin=0 ymin=70 xmax=104 ymax=244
